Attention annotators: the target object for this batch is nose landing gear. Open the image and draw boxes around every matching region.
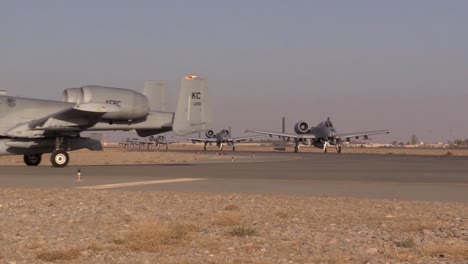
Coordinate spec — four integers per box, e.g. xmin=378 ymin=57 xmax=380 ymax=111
xmin=323 ymin=141 xmax=330 ymax=153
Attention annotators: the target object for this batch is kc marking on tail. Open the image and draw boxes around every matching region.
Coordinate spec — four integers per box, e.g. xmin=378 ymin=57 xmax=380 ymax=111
xmin=192 ymin=92 xmax=201 ymax=99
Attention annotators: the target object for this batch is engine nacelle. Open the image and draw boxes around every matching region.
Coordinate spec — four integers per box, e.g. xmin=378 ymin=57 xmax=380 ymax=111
xmin=294 ymin=121 xmax=309 ymax=134
xmin=62 ymin=86 xmax=150 ymax=121
xmin=205 ymin=130 xmax=214 ymax=138
xmin=222 ymin=129 xmax=230 ymax=136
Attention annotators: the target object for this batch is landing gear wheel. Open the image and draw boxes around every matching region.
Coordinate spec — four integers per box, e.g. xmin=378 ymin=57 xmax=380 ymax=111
xmin=50 ymin=150 xmax=69 ymax=168
xmin=23 ymin=154 xmax=42 ymax=166
xmin=294 ymin=145 xmax=299 ymax=153
xmin=337 ymin=146 xmax=342 ymax=153
xmin=165 ymin=145 xmax=169 ymax=150
xmin=204 ymin=144 xmax=207 ymax=151
xmin=323 ymin=148 xmax=328 ymax=153
xmin=232 ymin=145 xmax=236 ymax=151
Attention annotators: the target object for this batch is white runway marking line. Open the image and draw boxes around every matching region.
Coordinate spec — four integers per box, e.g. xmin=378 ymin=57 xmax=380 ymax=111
xmin=77 ymin=178 xmax=208 ymax=190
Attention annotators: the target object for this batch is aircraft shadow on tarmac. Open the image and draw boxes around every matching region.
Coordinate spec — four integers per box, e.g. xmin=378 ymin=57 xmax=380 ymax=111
xmin=1 ymin=163 xmax=195 ymax=168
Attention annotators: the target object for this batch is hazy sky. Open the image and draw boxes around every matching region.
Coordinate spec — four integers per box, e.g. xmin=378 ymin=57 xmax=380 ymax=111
xmin=1 ymin=1 xmax=467 ymax=142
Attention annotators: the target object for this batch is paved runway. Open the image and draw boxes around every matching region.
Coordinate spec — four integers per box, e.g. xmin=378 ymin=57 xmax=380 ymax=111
xmin=0 ymin=152 xmax=467 ymax=202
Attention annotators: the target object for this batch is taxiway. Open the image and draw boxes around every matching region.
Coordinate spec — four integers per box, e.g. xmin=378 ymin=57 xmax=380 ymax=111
xmin=0 ymin=152 xmax=467 ymax=202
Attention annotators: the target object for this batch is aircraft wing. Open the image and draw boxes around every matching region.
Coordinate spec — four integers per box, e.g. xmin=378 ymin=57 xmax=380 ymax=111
xmin=183 ymin=137 xmax=218 ymax=143
xmin=337 ymin=130 xmax=390 ymax=139
xmin=166 ymin=138 xmax=180 ymax=144
xmin=160 ymin=139 xmax=179 ymax=144
xmin=227 ymin=135 xmax=264 ymax=143
xmin=6 ymin=103 xmax=120 ymax=137
xmin=245 ymin=129 xmax=316 ymax=140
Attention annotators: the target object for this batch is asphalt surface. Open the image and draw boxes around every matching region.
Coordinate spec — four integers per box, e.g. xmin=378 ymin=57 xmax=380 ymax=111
xmin=0 ymin=151 xmax=467 ymax=202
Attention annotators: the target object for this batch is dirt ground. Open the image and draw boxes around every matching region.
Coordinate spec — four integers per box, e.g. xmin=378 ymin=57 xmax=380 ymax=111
xmin=0 ymin=189 xmax=466 ymax=264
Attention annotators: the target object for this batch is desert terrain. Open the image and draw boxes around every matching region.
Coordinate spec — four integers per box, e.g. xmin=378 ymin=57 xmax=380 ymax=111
xmin=0 ymin=189 xmax=466 ymax=264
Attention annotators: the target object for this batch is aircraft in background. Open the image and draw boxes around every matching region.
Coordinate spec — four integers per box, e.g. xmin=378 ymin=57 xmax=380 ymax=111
xmin=119 ymin=137 xmax=141 ymax=149
xmin=184 ymin=129 xmax=260 ymax=151
xmin=246 ymin=117 xmax=389 ymax=153
xmin=120 ymin=134 xmax=178 ymax=150
xmin=0 ymin=75 xmax=212 ymax=167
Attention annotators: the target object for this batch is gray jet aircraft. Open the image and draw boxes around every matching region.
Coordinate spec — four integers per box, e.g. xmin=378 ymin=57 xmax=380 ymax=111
xmin=147 ymin=135 xmax=178 ymax=150
xmin=246 ymin=118 xmax=389 ymax=153
xmin=0 ymin=75 xmax=212 ymax=167
xmin=184 ymin=129 xmax=259 ymax=151
xmin=120 ymin=134 xmax=178 ymax=150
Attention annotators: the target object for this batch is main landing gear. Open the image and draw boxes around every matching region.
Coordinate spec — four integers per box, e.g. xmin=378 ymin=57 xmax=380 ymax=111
xmin=323 ymin=141 xmax=342 ymax=154
xmin=294 ymin=140 xmax=300 ymax=153
xmin=50 ymin=150 xmax=69 ymax=167
xmin=23 ymin=154 xmax=42 ymax=166
xmin=50 ymin=137 xmax=70 ymax=167
xmin=157 ymin=144 xmax=169 ymax=150
xmin=23 ymin=136 xmax=70 ymax=167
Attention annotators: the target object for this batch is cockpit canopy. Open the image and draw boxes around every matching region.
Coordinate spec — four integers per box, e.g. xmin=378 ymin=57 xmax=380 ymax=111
xmin=325 ymin=117 xmax=334 ymax=128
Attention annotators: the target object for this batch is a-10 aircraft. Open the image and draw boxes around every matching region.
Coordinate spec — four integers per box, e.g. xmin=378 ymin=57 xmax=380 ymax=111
xmin=184 ymin=129 xmax=259 ymax=151
xmin=247 ymin=118 xmax=389 ymax=153
xmin=120 ymin=134 xmax=178 ymax=150
xmin=0 ymin=75 xmax=212 ymax=167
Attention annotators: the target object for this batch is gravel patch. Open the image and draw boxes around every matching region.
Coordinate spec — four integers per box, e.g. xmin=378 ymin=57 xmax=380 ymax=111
xmin=0 ymin=188 xmax=466 ymax=263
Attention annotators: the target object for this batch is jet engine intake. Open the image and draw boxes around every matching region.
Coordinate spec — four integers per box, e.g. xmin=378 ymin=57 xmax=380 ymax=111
xmin=62 ymin=86 xmax=150 ymax=121
xmin=205 ymin=130 xmax=214 ymax=138
xmin=294 ymin=122 xmax=309 ymax=134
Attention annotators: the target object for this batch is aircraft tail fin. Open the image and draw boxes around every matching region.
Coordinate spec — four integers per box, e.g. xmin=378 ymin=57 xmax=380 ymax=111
xmin=143 ymin=80 xmax=168 ymax=112
xmin=172 ymin=75 xmax=213 ymax=136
